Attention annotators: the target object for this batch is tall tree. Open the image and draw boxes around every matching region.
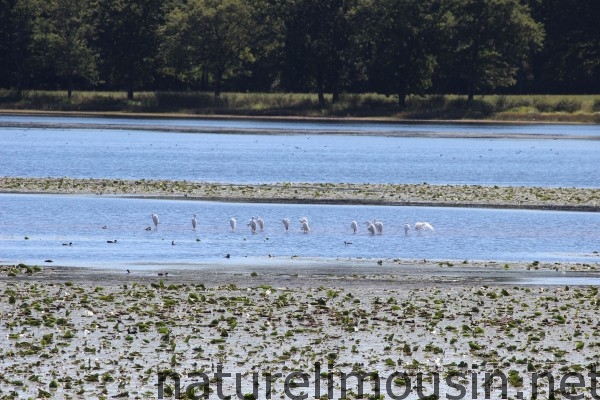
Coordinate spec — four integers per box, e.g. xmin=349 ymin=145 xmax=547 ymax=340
xmin=159 ymin=0 xmax=256 ymax=99
xmin=94 ymin=0 xmax=163 ymax=100
xmin=0 ymin=0 xmax=36 ymax=93
xmin=442 ymin=0 xmax=543 ymax=102
xmin=282 ymin=0 xmax=357 ymax=107
xmin=361 ymin=0 xmax=443 ymax=109
xmin=32 ymin=0 xmax=98 ymax=98
xmin=530 ymin=0 xmax=600 ymax=93
xmin=239 ymin=0 xmax=287 ymax=91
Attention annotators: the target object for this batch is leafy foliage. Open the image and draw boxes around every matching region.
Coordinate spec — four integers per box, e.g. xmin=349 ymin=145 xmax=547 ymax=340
xmin=32 ymin=0 xmax=98 ymax=98
xmin=0 ymin=0 xmax=596 ymax=102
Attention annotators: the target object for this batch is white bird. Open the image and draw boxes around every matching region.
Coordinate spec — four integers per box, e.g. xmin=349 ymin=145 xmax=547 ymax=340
xmin=282 ymin=218 xmax=290 ymax=231
xmin=415 ymin=222 xmax=434 ymax=234
xmin=151 ymin=213 xmax=159 ymax=230
xmin=365 ymin=221 xmax=376 ymax=235
xmin=434 ymin=357 xmax=443 ymax=371
xmin=256 ymin=217 xmax=264 ymax=231
xmin=301 ymin=220 xmax=310 ymax=233
xmin=230 ymin=217 xmax=236 ymax=231
xmin=350 ymin=220 xmax=358 ymax=234
xmin=373 ymin=219 xmax=383 ymax=234
xmin=248 ymin=217 xmax=257 ymax=233
xmin=192 ymin=214 xmax=197 ymax=230
xmin=404 ymin=223 xmax=411 ymax=236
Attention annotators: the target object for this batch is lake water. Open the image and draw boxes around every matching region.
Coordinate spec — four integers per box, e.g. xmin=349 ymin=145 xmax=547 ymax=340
xmin=2 ymin=115 xmax=600 ymax=137
xmin=1 ymin=116 xmax=599 ymax=186
xmin=1 ymin=194 xmax=599 ymax=268
xmin=1 ymin=116 xmax=599 ymax=268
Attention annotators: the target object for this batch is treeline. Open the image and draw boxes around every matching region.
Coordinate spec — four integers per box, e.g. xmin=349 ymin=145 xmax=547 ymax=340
xmin=1 ymin=0 xmax=598 ymax=108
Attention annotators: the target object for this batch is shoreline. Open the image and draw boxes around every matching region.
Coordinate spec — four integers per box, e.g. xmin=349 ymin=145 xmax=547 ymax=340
xmin=1 ymin=108 xmax=597 ymax=125
xmin=3 ymin=258 xmax=600 ymax=286
xmin=1 ymin=111 xmax=599 ymax=141
xmin=2 ymin=177 xmax=599 ymax=212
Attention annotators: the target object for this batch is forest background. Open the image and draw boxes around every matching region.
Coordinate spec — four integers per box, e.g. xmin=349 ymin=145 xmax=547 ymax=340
xmin=1 ymin=0 xmax=599 ymax=121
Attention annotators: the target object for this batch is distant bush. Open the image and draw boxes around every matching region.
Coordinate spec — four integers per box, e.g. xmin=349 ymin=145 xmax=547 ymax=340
xmin=494 ymin=95 xmax=531 ymax=112
xmin=154 ymin=91 xmax=215 ymax=110
xmin=447 ymin=98 xmax=494 ymax=118
xmin=592 ymin=99 xmax=600 ymax=112
xmin=407 ymin=95 xmax=447 ymax=113
xmin=533 ymin=98 xmax=553 ymax=112
xmin=553 ymin=99 xmax=582 ymax=113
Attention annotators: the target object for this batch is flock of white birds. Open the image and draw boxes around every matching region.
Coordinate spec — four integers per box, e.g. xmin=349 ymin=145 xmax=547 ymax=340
xmin=150 ymin=213 xmax=434 ymax=236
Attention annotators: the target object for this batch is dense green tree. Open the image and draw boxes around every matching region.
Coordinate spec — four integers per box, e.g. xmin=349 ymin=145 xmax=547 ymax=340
xmin=94 ymin=0 xmax=164 ymax=100
xmin=159 ymin=0 xmax=256 ymax=99
xmin=238 ymin=0 xmax=286 ymax=91
xmin=282 ymin=0 xmax=358 ymax=107
xmin=32 ymin=0 xmax=98 ymax=98
xmin=3 ymin=0 xmax=600 ymax=98
xmin=530 ymin=0 xmax=600 ymax=93
xmin=360 ymin=0 xmax=443 ymax=109
xmin=0 ymin=0 xmax=36 ymax=93
xmin=442 ymin=0 xmax=543 ymax=101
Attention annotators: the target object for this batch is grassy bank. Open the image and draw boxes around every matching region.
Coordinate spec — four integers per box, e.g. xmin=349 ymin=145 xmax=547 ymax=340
xmin=1 ymin=90 xmax=599 ymax=122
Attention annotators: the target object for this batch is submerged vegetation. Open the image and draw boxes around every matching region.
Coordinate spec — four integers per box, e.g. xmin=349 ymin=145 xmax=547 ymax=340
xmin=0 ymin=274 xmax=599 ymax=398
xmin=1 ymin=177 xmax=599 ymax=211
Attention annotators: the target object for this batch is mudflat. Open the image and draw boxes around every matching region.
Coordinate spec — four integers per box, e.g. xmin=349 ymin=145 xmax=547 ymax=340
xmin=1 ymin=261 xmax=598 ymax=399
xmin=2 ymin=177 xmax=600 ymax=212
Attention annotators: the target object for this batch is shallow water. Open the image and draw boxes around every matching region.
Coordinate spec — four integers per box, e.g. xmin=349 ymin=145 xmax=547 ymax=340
xmin=2 ymin=115 xmax=600 ymax=137
xmin=1 ymin=117 xmax=600 ymax=270
xmin=1 ymin=124 xmax=599 ymax=186
xmin=1 ymin=194 xmax=599 ymax=268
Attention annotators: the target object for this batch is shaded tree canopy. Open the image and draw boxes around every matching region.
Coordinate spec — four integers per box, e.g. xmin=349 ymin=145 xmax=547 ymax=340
xmin=159 ymin=0 xmax=256 ymax=99
xmin=443 ymin=0 xmax=544 ymax=101
xmin=0 ymin=0 xmax=37 ymax=94
xmin=362 ymin=0 xmax=443 ymax=109
xmin=93 ymin=0 xmax=164 ymax=100
xmin=32 ymin=0 xmax=98 ymax=98
xmin=0 ymin=0 xmax=596 ymax=103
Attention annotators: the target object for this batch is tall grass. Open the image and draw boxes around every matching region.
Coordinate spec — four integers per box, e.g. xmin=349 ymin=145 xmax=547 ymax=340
xmin=1 ymin=89 xmax=599 ymax=122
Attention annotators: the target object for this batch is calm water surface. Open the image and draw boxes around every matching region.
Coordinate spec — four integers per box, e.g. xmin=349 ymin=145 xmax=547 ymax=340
xmin=1 ymin=194 xmax=599 ymax=268
xmin=2 ymin=115 xmax=600 ymax=137
xmin=1 ymin=117 xmax=599 ymax=270
xmin=1 ymin=120 xmax=599 ymax=186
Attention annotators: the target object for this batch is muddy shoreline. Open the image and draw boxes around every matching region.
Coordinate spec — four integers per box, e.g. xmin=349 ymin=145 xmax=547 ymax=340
xmin=1 ymin=263 xmax=599 ymax=399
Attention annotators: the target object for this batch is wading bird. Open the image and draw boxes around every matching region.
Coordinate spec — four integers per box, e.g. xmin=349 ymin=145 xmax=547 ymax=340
xmin=192 ymin=214 xmax=197 ymax=230
xmin=365 ymin=221 xmax=376 ymax=235
xmin=351 ymin=220 xmax=358 ymax=234
xmin=373 ymin=219 xmax=383 ymax=234
xmin=248 ymin=217 xmax=257 ymax=233
xmin=301 ymin=220 xmax=310 ymax=233
xmin=256 ymin=217 xmax=264 ymax=231
xmin=415 ymin=222 xmax=434 ymax=234
xmin=282 ymin=218 xmax=290 ymax=231
xmin=404 ymin=223 xmax=411 ymax=236
xmin=151 ymin=213 xmax=159 ymax=230
xmin=230 ymin=218 xmax=236 ymax=231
